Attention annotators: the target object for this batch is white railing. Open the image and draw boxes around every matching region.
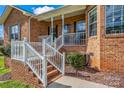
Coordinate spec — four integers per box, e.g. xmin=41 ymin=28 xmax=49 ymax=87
xmin=25 ymin=42 xmax=47 ymax=87
xmin=63 ymin=32 xmax=86 ymax=46
xmin=54 ymin=35 xmax=63 ymax=50
xmin=11 ymin=32 xmax=86 ymax=87
xmin=11 ymin=40 xmax=25 ymax=61
xmin=39 ymin=35 xmax=48 ymax=42
xmin=29 ymin=42 xmax=43 ymax=55
xmin=45 ymin=35 xmax=53 ymax=46
xmin=11 ymin=40 xmax=47 ymax=87
xmin=44 ymin=40 xmax=65 ymax=75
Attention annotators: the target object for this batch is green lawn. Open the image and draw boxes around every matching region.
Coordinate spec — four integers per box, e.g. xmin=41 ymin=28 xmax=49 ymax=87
xmin=0 ymin=56 xmax=4 ymax=67
xmin=0 ymin=80 xmax=34 ymax=88
xmin=0 ymin=68 xmax=11 ymax=75
xmin=0 ymin=56 xmax=11 ymax=75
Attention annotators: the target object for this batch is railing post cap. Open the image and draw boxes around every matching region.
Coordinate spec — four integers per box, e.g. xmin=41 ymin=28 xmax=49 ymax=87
xmin=63 ymin=52 xmax=65 ymax=55
xmin=23 ymin=37 xmax=27 ymax=42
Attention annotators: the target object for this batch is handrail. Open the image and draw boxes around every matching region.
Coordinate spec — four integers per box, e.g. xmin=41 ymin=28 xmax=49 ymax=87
xmin=11 ymin=40 xmax=47 ymax=87
xmin=44 ymin=38 xmax=65 ymax=75
xmin=45 ymin=42 xmax=63 ymax=57
xmin=63 ymin=32 xmax=86 ymax=46
xmin=11 ymin=32 xmax=86 ymax=87
xmin=25 ymin=42 xmax=47 ymax=87
xmin=54 ymin=35 xmax=63 ymax=50
xmin=25 ymin=42 xmax=44 ymax=60
xmin=63 ymin=32 xmax=85 ymax=35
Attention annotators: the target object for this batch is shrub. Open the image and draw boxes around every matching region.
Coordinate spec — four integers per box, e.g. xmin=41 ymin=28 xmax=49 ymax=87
xmin=67 ymin=53 xmax=86 ymax=76
xmin=0 ymin=44 xmax=11 ymax=57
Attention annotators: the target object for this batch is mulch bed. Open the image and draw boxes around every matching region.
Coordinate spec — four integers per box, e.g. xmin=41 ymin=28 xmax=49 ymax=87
xmin=65 ymin=65 xmax=124 ymax=88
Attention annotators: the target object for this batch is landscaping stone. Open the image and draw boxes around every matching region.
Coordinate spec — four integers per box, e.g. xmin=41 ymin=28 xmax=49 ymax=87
xmin=66 ymin=66 xmax=124 ymax=88
xmin=0 ymin=73 xmax=11 ymax=81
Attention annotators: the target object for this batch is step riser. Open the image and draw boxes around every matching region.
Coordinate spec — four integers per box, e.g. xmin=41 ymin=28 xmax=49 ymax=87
xmin=47 ymin=66 xmax=54 ymax=72
xmin=47 ymin=70 xmax=59 ymax=78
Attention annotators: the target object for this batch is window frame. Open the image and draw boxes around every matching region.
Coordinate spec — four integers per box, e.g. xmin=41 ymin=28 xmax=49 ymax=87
xmin=88 ymin=6 xmax=97 ymax=37
xmin=105 ymin=5 xmax=124 ymax=36
xmin=9 ymin=24 xmax=20 ymax=41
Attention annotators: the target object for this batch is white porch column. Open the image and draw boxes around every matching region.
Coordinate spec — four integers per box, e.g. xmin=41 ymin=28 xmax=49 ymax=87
xmin=51 ymin=17 xmax=54 ymax=43
xmin=62 ymin=14 xmax=64 ymax=45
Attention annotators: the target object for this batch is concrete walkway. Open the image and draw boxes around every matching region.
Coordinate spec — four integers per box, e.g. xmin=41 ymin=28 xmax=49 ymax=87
xmin=48 ymin=76 xmax=111 ymax=88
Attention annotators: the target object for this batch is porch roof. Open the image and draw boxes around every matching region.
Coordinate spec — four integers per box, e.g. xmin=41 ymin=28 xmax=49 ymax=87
xmin=35 ymin=5 xmax=86 ymax=21
xmin=0 ymin=5 xmax=86 ymax=24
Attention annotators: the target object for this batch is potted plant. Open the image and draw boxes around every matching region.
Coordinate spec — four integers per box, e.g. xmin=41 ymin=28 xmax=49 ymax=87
xmin=67 ymin=53 xmax=86 ymax=76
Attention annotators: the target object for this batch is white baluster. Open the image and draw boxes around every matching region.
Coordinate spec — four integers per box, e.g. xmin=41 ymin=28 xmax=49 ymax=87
xmin=62 ymin=52 xmax=65 ymax=75
xmin=42 ymin=39 xmax=47 ymax=87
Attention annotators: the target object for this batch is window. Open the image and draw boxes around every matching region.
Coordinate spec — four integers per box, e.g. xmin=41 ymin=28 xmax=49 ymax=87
xmin=105 ymin=5 xmax=124 ymax=34
xmin=76 ymin=21 xmax=85 ymax=32
xmin=64 ymin=24 xmax=71 ymax=33
xmin=9 ymin=25 xmax=20 ymax=40
xmin=88 ymin=7 xmax=97 ymax=36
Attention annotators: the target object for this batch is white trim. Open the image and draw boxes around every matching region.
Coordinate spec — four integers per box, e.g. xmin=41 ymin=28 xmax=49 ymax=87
xmin=88 ymin=6 xmax=97 ymax=37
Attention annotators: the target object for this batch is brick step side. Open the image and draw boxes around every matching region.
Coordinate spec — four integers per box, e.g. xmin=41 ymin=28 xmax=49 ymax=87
xmin=11 ymin=60 xmax=61 ymax=88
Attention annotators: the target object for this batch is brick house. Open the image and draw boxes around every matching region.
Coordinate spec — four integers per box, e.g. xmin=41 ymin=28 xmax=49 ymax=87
xmin=0 ymin=5 xmax=124 ymax=87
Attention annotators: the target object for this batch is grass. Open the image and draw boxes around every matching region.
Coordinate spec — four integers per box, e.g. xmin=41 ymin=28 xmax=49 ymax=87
xmin=0 ymin=56 xmax=11 ymax=75
xmin=0 ymin=68 xmax=11 ymax=75
xmin=0 ymin=80 xmax=34 ymax=88
xmin=0 ymin=56 xmax=4 ymax=67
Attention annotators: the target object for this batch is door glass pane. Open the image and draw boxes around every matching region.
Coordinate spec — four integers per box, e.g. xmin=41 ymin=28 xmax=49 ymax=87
xmin=64 ymin=24 xmax=71 ymax=33
xmin=10 ymin=25 xmax=19 ymax=40
xmin=76 ymin=21 xmax=85 ymax=32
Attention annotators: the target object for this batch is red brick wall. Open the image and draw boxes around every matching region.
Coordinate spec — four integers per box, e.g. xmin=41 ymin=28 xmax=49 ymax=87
xmin=60 ymin=46 xmax=86 ymax=53
xmin=99 ymin=6 xmax=124 ymax=73
xmin=4 ymin=6 xmax=124 ymax=74
xmin=85 ymin=5 xmax=101 ymax=70
xmin=4 ymin=8 xmax=29 ymax=45
xmin=11 ymin=60 xmax=43 ymax=88
xmin=30 ymin=19 xmax=48 ymax=42
xmin=4 ymin=8 xmax=30 ymax=68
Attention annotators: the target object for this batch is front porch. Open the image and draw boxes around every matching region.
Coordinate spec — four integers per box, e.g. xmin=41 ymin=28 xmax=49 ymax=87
xmin=10 ymin=5 xmax=88 ymax=87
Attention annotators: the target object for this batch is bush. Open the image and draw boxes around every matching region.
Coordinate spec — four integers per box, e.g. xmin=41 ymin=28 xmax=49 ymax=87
xmin=0 ymin=45 xmax=11 ymax=57
xmin=67 ymin=53 xmax=86 ymax=76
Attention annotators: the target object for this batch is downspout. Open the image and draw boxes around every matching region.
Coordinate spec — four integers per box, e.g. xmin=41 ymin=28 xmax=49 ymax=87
xmin=28 ymin=16 xmax=33 ymax=42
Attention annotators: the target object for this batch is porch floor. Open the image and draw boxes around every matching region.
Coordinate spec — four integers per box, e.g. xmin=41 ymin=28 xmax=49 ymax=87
xmin=48 ymin=76 xmax=111 ymax=88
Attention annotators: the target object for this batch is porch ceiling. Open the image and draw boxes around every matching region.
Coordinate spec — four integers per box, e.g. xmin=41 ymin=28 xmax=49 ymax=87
xmin=35 ymin=5 xmax=86 ymax=21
